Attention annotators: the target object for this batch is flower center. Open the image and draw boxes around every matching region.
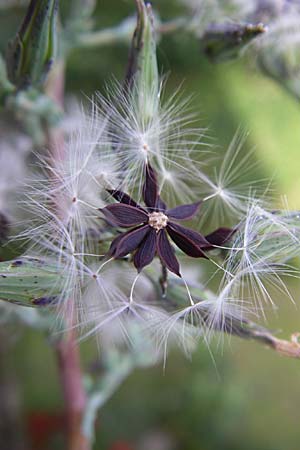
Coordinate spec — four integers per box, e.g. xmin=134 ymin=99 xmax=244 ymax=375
xmin=148 ymin=212 xmax=168 ymax=231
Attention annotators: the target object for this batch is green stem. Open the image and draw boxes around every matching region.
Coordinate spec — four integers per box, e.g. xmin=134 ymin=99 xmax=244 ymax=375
xmin=77 ymin=16 xmax=188 ymax=49
xmin=78 ymin=17 xmax=136 ymax=47
xmin=82 ymin=354 xmax=135 ymax=444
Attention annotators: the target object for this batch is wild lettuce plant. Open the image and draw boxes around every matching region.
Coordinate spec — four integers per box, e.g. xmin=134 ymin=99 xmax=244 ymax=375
xmin=1 ymin=1 xmax=300 ymax=449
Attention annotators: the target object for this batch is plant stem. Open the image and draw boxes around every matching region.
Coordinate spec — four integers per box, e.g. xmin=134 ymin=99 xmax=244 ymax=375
xmin=45 ymin=61 xmax=91 ymax=450
xmin=77 ymin=16 xmax=188 ymax=48
xmin=239 ymin=329 xmax=300 ymax=359
xmin=56 ymin=331 xmax=90 ymax=450
xmin=45 ymin=60 xmax=65 ymax=160
xmin=82 ymin=353 xmax=135 ymax=445
xmin=0 ymin=329 xmax=27 ymax=450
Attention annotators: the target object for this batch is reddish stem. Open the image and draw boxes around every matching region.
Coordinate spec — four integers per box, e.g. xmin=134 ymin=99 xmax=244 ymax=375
xmin=45 ymin=62 xmax=90 ymax=450
xmin=45 ymin=61 xmax=66 ymax=161
xmin=56 ymin=332 xmax=89 ymax=450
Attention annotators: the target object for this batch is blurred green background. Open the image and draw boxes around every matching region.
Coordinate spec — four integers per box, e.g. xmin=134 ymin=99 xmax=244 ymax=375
xmin=1 ymin=1 xmax=300 ymax=449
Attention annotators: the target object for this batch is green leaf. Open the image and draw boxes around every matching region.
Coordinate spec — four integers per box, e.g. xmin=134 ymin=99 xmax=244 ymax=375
xmin=0 ymin=257 xmax=67 ymax=307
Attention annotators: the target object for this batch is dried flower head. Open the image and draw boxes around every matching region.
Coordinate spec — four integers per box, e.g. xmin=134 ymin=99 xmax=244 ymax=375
xmin=102 ymin=163 xmax=234 ymax=276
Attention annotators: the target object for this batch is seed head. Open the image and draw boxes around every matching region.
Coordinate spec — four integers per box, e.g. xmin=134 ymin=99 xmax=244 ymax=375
xmin=148 ymin=212 xmax=168 ymax=231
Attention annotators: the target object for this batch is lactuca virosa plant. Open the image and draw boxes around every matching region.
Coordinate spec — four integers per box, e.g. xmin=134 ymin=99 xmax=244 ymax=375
xmin=1 ymin=1 xmax=300 ymax=449
xmin=103 ymin=163 xmax=234 ymax=276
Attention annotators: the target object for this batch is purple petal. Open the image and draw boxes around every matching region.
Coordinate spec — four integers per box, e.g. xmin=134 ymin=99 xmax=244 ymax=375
xmin=107 ymin=189 xmax=143 ymax=209
xmin=111 ymin=225 xmax=150 ymax=258
xmin=101 ymin=204 xmax=148 ymax=227
xmin=134 ymin=228 xmax=156 ymax=271
xmin=167 ymin=201 xmax=202 ymax=220
xmin=167 ymin=222 xmax=208 ymax=258
xmin=143 ymin=163 xmax=159 ymax=208
xmin=156 ymin=196 xmax=167 ymax=211
xmin=156 ymin=230 xmax=181 ymax=276
xmin=168 ymin=222 xmax=209 ymax=246
xmin=204 ymin=227 xmax=235 ymax=249
xmin=108 ymin=232 xmax=125 ymax=257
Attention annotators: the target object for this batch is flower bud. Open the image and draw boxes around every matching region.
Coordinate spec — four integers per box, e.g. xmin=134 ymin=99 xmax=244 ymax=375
xmin=126 ymin=0 xmax=159 ymax=124
xmin=6 ymin=0 xmax=58 ymax=89
xmin=201 ymin=22 xmax=266 ymax=63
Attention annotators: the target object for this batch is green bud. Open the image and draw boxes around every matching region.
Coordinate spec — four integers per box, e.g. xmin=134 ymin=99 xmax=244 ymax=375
xmin=201 ymin=22 xmax=266 ymax=63
xmin=126 ymin=0 xmax=159 ymax=124
xmin=6 ymin=0 xmax=58 ymax=89
xmin=0 ymin=257 xmax=67 ymax=307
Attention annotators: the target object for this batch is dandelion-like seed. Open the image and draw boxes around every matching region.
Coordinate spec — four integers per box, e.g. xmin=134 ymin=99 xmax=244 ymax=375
xmin=207 ymin=202 xmax=300 ymax=331
xmin=96 ymin=81 xmax=210 ymax=203
xmin=200 ymin=131 xmax=268 ymax=226
xmin=20 ymin=104 xmax=120 ymax=259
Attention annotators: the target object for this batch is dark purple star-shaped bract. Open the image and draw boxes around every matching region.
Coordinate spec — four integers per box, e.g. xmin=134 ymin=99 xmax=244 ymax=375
xmin=102 ymin=164 xmax=233 ymax=277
